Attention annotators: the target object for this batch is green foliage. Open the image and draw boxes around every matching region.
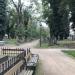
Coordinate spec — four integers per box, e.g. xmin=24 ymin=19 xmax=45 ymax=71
xmin=41 ymin=27 xmax=49 ymax=38
xmin=6 ymin=0 xmax=42 ymax=42
xmin=58 ymin=0 xmax=69 ymax=39
xmin=42 ymin=0 xmax=69 ymax=41
xmin=16 ymin=26 xmax=25 ymax=38
xmin=0 ymin=0 xmax=7 ymax=40
xmin=6 ymin=8 xmax=17 ymax=38
xmin=23 ymin=9 xmax=31 ymax=40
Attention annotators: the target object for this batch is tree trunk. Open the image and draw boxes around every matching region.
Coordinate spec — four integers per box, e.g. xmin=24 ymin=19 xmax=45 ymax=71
xmin=48 ymin=27 xmax=57 ymax=45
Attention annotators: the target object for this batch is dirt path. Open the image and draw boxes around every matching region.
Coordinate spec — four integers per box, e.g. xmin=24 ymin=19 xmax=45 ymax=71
xmin=33 ymin=49 xmax=75 ymax=75
xmin=19 ymin=41 xmax=75 ymax=75
xmin=1 ymin=40 xmax=75 ymax=75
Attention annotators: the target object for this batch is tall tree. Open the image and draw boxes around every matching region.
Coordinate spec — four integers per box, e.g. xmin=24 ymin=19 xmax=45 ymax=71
xmin=6 ymin=8 xmax=17 ymax=38
xmin=11 ymin=0 xmax=23 ymax=26
xmin=0 ymin=0 xmax=7 ymax=40
xmin=58 ymin=0 xmax=69 ymax=39
xmin=11 ymin=0 xmax=24 ymax=40
xmin=42 ymin=0 xmax=62 ymax=44
xmin=23 ymin=9 xmax=31 ymax=41
xmin=42 ymin=0 xmax=69 ymax=44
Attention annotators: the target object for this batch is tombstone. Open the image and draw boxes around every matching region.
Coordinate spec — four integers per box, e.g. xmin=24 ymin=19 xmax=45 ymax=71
xmin=3 ymin=34 xmax=8 ymax=44
xmin=4 ymin=34 xmax=8 ymax=40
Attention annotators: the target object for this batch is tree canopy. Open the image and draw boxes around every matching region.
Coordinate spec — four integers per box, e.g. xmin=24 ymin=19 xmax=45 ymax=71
xmin=0 ymin=0 xmax=7 ymax=40
xmin=42 ymin=0 xmax=69 ymax=43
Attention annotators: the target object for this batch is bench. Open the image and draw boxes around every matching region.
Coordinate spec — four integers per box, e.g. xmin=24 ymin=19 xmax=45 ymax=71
xmin=19 ymin=70 xmax=33 ymax=75
xmin=19 ymin=54 xmax=39 ymax=75
xmin=24 ymin=70 xmax=33 ymax=75
xmin=26 ymin=54 xmax=39 ymax=70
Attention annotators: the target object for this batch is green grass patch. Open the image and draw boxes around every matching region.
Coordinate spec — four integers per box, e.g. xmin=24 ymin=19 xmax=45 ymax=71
xmin=63 ymin=50 xmax=75 ymax=57
xmin=35 ymin=60 xmax=44 ymax=75
xmin=36 ymin=43 xmax=49 ymax=48
xmin=36 ymin=42 xmax=65 ymax=48
xmin=36 ymin=40 xmax=75 ymax=48
xmin=6 ymin=39 xmax=17 ymax=45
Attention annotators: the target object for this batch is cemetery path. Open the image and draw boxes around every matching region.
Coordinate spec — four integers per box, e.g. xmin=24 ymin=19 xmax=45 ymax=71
xmin=2 ymin=40 xmax=75 ymax=75
xmin=18 ymin=40 xmax=75 ymax=75
xmin=32 ymin=49 xmax=75 ymax=75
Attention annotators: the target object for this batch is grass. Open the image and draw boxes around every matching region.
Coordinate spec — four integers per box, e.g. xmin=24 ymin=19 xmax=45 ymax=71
xmin=34 ymin=60 xmax=44 ymax=75
xmin=36 ymin=42 xmax=65 ymax=48
xmin=36 ymin=40 xmax=75 ymax=49
xmin=36 ymin=43 xmax=49 ymax=48
xmin=6 ymin=39 xmax=17 ymax=45
xmin=63 ymin=50 xmax=75 ymax=57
